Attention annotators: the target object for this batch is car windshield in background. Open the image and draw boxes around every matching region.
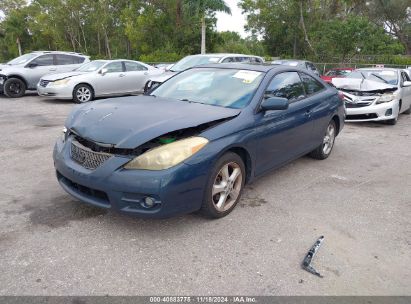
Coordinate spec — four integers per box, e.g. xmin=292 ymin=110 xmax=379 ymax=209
xmin=151 ymin=68 xmax=264 ymax=109
xmin=325 ymin=70 xmax=352 ymax=77
xmin=75 ymin=61 xmax=106 ymax=72
xmin=272 ymin=60 xmax=299 ymax=67
xmin=347 ymin=70 xmax=398 ymax=85
xmin=170 ymin=56 xmax=223 ymax=72
xmin=7 ymin=53 xmax=38 ymax=65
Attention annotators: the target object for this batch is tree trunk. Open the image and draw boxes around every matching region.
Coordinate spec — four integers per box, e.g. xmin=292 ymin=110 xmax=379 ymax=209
xmin=299 ymin=0 xmax=317 ymax=57
xmin=103 ymin=26 xmax=111 ymax=59
xmin=176 ymin=0 xmax=182 ymax=27
xmin=293 ymin=35 xmax=297 ymax=57
xmin=201 ymin=16 xmax=206 ymax=54
xmin=16 ymin=37 xmax=22 ymax=56
xmin=97 ymin=31 xmax=101 ymax=56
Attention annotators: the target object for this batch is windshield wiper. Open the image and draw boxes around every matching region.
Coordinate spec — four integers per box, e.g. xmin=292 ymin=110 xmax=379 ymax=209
xmin=370 ymin=73 xmax=389 ymax=84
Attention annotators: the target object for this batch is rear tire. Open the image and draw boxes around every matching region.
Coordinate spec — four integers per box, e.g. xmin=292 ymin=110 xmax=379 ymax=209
xmin=73 ymin=84 xmax=93 ymax=103
xmin=199 ymin=152 xmax=245 ymax=219
xmin=309 ymin=120 xmax=336 ymax=160
xmin=4 ymin=78 xmax=26 ymax=98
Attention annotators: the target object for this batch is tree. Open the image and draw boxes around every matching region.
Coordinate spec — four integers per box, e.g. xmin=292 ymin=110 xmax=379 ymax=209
xmin=366 ymin=0 xmax=411 ymax=55
xmin=184 ymin=0 xmax=231 ymax=54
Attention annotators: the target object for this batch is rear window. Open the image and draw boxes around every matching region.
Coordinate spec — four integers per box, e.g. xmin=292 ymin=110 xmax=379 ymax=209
xmin=124 ymin=61 xmax=148 ymax=71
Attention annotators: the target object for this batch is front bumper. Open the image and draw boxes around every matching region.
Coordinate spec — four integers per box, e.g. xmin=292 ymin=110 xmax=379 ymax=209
xmin=53 ymin=137 xmax=211 ymax=218
xmin=345 ymin=100 xmax=400 ymax=122
xmin=37 ymin=83 xmax=74 ymax=100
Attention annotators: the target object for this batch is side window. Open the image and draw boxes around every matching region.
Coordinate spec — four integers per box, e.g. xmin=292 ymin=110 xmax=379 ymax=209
xmin=265 ymin=72 xmax=305 ymax=101
xmin=124 ymin=61 xmax=148 ymax=71
xmin=222 ymin=57 xmax=235 ymax=63
xmin=300 ymin=73 xmax=325 ymax=95
xmin=56 ymin=54 xmax=83 ymax=65
xmin=31 ymin=54 xmax=54 ymax=66
xmin=401 ymin=72 xmax=410 ymax=83
xmin=104 ymin=62 xmax=123 ymax=73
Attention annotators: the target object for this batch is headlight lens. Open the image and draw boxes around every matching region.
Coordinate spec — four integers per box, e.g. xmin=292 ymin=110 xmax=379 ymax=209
xmin=53 ymin=78 xmax=71 ymax=86
xmin=376 ymin=94 xmax=395 ymax=104
xmin=124 ymin=137 xmax=209 ymax=170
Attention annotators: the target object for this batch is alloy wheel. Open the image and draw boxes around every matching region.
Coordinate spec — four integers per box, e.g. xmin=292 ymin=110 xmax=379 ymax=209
xmin=322 ymin=123 xmax=335 ymax=155
xmin=76 ymin=87 xmax=92 ymax=103
xmin=212 ymin=162 xmax=243 ymax=212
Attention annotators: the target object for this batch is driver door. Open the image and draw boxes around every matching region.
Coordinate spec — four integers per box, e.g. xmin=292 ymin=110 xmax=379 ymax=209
xmin=25 ymin=54 xmax=56 ymax=88
xmin=253 ymin=72 xmax=316 ymax=176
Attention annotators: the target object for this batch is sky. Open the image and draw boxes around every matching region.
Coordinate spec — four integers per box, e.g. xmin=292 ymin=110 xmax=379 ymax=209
xmin=215 ymin=0 xmax=248 ymax=38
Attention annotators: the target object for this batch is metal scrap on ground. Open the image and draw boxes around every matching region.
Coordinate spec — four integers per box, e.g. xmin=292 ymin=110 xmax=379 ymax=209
xmin=302 ymin=236 xmax=325 ymax=278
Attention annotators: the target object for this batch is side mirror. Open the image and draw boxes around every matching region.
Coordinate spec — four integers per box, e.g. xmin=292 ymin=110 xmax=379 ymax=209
xmin=26 ymin=62 xmax=38 ymax=68
xmin=403 ymin=81 xmax=411 ymax=87
xmin=100 ymin=68 xmax=108 ymax=76
xmin=260 ymin=96 xmax=289 ymax=111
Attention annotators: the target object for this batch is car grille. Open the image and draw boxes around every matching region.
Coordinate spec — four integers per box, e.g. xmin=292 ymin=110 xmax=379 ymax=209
xmin=40 ymin=80 xmax=51 ymax=87
xmin=70 ymin=140 xmax=112 ymax=170
xmin=345 ymin=102 xmax=371 ymax=108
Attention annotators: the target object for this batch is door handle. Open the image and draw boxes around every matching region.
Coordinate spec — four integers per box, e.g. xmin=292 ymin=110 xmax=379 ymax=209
xmin=144 ymin=72 xmax=148 ymax=75
xmin=304 ymin=110 xmax=312 ymax=117
xmin=119 ymin=74 xmax=125 ymax=77
xmin=49 ymin=68 xmax=57 ymax=71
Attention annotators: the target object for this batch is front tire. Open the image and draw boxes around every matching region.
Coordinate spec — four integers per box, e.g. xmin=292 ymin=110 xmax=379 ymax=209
xmin=73 ymin=84 xmax=93 ymax=103
xmin=403 ymin=104 xmax=411 ymax=115
xmin=309 ymin=120 xmax=336 ymax=160
xmin=4 ymin=78 xmax=26 ymax=98
xmin=199 ymin=152 xmax=245 ymax=219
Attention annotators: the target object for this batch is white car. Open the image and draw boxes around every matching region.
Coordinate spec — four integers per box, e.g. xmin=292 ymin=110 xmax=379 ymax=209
xmin=144 ymin=53 xmax=265 ymax=92
xmin=37 ymin=60 xmax=163 ymax=103
xmin=332 ymin=68 xmax=411 ymax=125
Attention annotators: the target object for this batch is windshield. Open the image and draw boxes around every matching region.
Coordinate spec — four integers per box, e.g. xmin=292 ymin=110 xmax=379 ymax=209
xmin=325 ymin=69 xmax=352 ymax=77
xmin=347 ymin=69 xmax=398 ymax=85
xmin=170 ymin=55 xmax=223 ymax=72
xmin=151 ymin=68 xmax=264 ymax=109
xmin=7 ymin=53 xmax=38 ymax=65
xmin=75 ymin=61 xmax=106 ymax=72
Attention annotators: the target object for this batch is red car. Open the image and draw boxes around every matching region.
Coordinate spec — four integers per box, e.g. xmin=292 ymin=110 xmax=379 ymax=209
xmin=321 ymin=68 xmax=355 ymax=83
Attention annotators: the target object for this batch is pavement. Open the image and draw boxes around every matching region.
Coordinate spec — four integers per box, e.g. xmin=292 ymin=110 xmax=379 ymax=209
xmin=0 ymin=93 xmax=410 ymax=296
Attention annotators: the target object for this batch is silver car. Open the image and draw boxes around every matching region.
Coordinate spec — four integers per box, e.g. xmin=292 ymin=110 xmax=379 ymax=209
xmin=37 ymin=60 xmax=163 ymax=103
xmin=0 ymin=51 xmax=89 ymax=97
xmin=144 ymin=53 xmax=265 ymax=92
xmin=333 ymin=68 xmax=411 ymax=125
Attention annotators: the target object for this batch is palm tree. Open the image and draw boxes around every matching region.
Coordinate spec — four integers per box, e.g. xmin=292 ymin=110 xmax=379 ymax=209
xmin=184 ymin=0 xmax=231 ymax=54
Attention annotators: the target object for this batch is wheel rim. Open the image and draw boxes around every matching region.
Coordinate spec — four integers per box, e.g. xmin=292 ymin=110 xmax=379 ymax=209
xmin=76 ymin=87 xmax=91 ymax=102
xmin=9 ymin=82 xmax=22 ymax=95
xmin=212 ymin=162 xmax=243 ymax=212
xmin=322 ymin=123 xmax=335 ymax=155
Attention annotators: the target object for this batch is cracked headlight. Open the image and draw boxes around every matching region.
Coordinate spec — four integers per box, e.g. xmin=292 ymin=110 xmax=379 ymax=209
xmin=124 ymin=137 xmax=209 ymax=170
xmin=53 ymin=78 xmax=71 ymax=86
xmin=376 ymin=94 xmax=395 ymax=104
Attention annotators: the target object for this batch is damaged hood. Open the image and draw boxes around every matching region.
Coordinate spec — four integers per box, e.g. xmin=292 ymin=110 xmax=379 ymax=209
xmin=42 ymin=71 xmax=89 ymax=81
xmin=67 ymin=96 xmax=240 ymax=149
xmin=332 ymin=78 xmax=397 ymax=92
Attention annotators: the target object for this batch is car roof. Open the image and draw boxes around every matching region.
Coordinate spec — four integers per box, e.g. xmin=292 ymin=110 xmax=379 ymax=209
xmin=31 ymin=51 xmax=87 ymax=57
xmin=329 ymin=67 xmax=355 ymax=70
xmin=357 ymin=67 xmax=399 ymax=72
xmin=189 ymin=63 xmax=292 ymax=73
xmin=187 ymin=53 xmax=262 ymax=58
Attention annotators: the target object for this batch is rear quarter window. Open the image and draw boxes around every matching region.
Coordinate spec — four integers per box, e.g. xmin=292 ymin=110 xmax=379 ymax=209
xmin=300 ymin=73 xmax=325 ymax=95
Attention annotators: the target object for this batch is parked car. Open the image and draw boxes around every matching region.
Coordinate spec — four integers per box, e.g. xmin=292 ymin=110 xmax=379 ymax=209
xmin=271 ymin=59 xmax=320 ymax=76
xmin=0 ymin=51 xmax=89 ymax=97
xmin=321 ymin=68 xmax=355 ymax=83
xmin=37 ymin=60 xmax=163 ymax=103
xmin=144 ymin=53 xmax=264 ymax=92
xmin=333 ymin=68 xmax=411 ymax=124
xmin=54 ymin=64 xmax=344 ymax=219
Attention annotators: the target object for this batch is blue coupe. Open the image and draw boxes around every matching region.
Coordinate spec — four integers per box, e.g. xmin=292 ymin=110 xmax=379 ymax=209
xmin=53 ymin=64 xmax=345 ymax=218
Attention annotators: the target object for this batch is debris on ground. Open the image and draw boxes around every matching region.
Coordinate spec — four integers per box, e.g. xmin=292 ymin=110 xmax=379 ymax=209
xmin=302 ymin=235 xmax=325 ymax=278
